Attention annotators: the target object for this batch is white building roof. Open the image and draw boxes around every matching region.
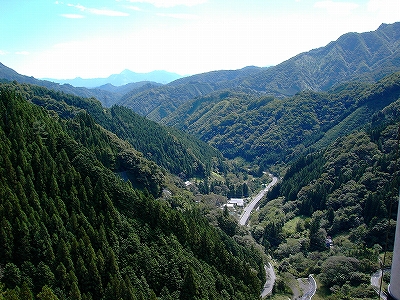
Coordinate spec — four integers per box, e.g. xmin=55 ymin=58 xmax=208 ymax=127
xmin=228 ymin=198 xmax=244 ymax=207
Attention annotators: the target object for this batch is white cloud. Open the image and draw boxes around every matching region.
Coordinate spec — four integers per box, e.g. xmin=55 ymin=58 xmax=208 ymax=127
xmin=61 ymin=13 xmax=85 ymax=18
xmin=15 ymin=51 xmax=30 ymax=55
xmin=88 ymin=8 xmax=129 ymax=17
xmin=0 ymin=50 xmax=7 ymax=55
xmin=13 ymin=0 xmax=399 ymax=79
xmin=126 ymin=0 xmax=207 ymax=8
xmin=125 ymin=5 xmax=142 ymax=11
xmin=314 ymin=1 xmax=359 ymax=16
xmin=67 ymin=3 xmax=129 ymax=17
xmin=156 ymin=13 xmax=200 ymax=20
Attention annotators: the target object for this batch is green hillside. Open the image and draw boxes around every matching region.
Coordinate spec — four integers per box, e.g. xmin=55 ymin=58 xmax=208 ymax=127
xmin=118 ymin=82 xmax=216 ymax=121
xmin=241 ymin=22 xmax=400 ymax=94
xmin=250 ymin=88 xmax=400 ymax=299
xmin=163 ymin=72 xmax=400 ymax=168
xmin=0 ymin=84 xmax=265 ymax=299
xmin=117 ymin=22 xmax=400 ymax=122
xmin=8 ymin=82 xmax=223 ymax=179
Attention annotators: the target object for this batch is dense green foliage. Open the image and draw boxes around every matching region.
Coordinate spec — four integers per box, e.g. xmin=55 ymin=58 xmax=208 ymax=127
xmin=163 ymin=72 xmax=400 ymax=167
xmin=241 ymin=22 xmax=400 ymax=94
xmin=5 ymin=82 xmax=223 ymax=179
xmin=252 ymin=81 xmax=400 ymax=298
xmin=1 ymin=22 xmax=400 ymax=300
xmin=0 ymin=85 xmax=265 ymax=299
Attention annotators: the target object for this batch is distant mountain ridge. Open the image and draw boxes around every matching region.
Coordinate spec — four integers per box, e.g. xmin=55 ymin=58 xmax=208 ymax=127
xmin=0 ymin=62 xmax=161 ymax=107
xmin=241 ymin=22 xmax=400 ymax=95
xmin=43 ymin=69 xmax=183 ymax=87
xmin=1 ymin=22 xmax=400 ymax=117
xmin=117 ymin=66 xmax=267 ymax=121
xmin=118 ymin=22 xmax=400 ymax=120
xmin=0 ymin=62 xmax=119 ymax=106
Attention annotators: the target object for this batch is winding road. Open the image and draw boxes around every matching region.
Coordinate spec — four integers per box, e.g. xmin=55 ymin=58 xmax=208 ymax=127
xmin=261 ymin=263 xmax=276 ymax=298
xmin=237 ymin=174 xmax=279 ymax=298
xmin=238 ymin=175 xmax=317 ymax=299
xmin=299 ymin=275 xmax=317 ymax=300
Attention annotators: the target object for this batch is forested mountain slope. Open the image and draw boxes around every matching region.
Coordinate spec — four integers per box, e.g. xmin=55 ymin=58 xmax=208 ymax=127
xmin=163 ymin=72 xmax=400 ymax=167
xmin=240 ymin=22 xmax=400 ymax=95
xmin=0 ymin=84 xmax=265 ymax=299
xmin=1 ymin=22 xmax=399 ymax=122
xmin=168 ymin=66 xmax=264 ymax=87
xmin=0 ymin=63 xmax=121 ymax=107
xmin=117 ymin=81 xmax=216 ymax=121
xmin=95 ymin=81 xmax=162 ymax=96
xmin=118 ymin=67 xmax=264 ymax=121
xmin=250 ymin=93 xmax=400 ymax=298
xmin=6 ymin=82 xmax=223 ymax=178
xmin=118 ymin=22 xmax=400 ymax=121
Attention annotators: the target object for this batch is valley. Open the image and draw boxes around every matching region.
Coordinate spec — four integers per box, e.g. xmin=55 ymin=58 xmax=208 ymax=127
xmin=1 ymin=21 xmax=400 ymax=300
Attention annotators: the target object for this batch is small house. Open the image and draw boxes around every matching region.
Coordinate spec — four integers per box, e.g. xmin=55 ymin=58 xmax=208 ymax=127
xmin=228 ymin=198 xmax=244 ymax=207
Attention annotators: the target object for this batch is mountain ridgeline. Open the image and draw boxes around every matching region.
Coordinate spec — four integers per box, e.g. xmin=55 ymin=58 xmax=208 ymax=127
xmin=118 ymin=22 xmax=400 ymax=121
xmin=43 ymin=69 xmax=182 ymax=87
xmin=249 ymin=90 xmax=400 ymax=299
xmin=12 ymin=82 xmax=224 ymax=179
xmin=163 ymin=72 xmax=400 ymax=166
xmin=2 ymin=21 xmax=400 ymax=300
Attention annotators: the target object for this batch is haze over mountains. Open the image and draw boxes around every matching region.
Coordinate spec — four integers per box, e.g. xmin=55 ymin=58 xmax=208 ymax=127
xmin=3 ymin=21 xmax=399 ymax=170
xmin=42 ymin=69 xmax=183 ymax=87
xmin=2 ymin=21 xmax=400 ymax=300
xmin=0 ymin=22 xmax=400 ymax=111
xmin=2 ymin=22 xmax=399 ymax=116
xmin=1 ymin=21 xmax=400 ymax=165
xmin=118 ymin=22 xmax=400 ymax=121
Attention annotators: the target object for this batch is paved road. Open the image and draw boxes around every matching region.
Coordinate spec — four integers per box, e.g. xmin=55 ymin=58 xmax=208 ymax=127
xmin=371 ymin=269 xmax=389 ymax=300
xmin=261 ymin=263 xmax=276 ymax=298
xmin=299 ymin=275 xmax=317 ymax=300
xmin=239 ymin=175 xmax=278 ymax=226
xmin=236 ymin=174 xmax=278 ymax=298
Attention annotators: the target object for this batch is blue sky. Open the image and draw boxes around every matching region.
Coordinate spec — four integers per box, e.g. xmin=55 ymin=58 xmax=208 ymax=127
xmin=1 ymin=0 xmax=399 ymax=79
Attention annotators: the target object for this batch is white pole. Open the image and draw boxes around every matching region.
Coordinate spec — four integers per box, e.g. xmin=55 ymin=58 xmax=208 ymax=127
xmin=388 ymin=190 xmax=400 ymax=300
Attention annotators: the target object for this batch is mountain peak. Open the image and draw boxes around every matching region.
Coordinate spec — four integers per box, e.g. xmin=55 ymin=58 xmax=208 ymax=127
xmin=40 ymin=69 xmax=183 ymax=87
xmin=120 ymin=69 xmax=135 ymax=75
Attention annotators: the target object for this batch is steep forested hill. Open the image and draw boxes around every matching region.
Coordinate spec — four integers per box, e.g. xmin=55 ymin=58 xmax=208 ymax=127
xmin=240 ymin=22 xmax=400 ymax=95
xmin=0 ymin=63 xmax=120 ymax=107
xmin=247 ymin=84 xmax=400 ymax=299
xmin=117 ymin=66 xmax=265 ymax=122
xmin=163 ymin=72 xmax=400 ymax=167
xmin=117 ymin=22 xmax=400 ymax=121
xmin=167 ymin=66 xmax=265 ymax=87
xmin=118 ymin=81 xmax=217 ymax=121
xmin=1 ymin=23 xmax=399 ymax=122
xmin=0 ymin=84 xmax=265 ymax=299
xmin=6 ymin=82 xmax=224 ymax=179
